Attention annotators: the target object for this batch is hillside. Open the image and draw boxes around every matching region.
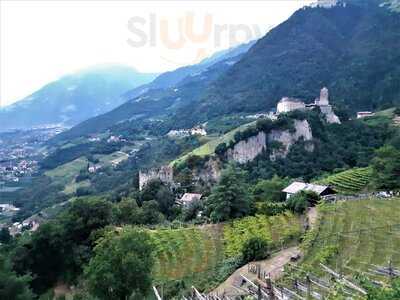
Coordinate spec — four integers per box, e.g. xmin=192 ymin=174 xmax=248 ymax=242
xmin=150 ymin=212 xmax=302 ymax=291
xmin=317 ymin=167 xmax=372 ymax=194
xmin=0 ymin=65 xmax=157 ymax=130
xmin=52 ymin=43 xmax=254 ymax=144
xmin=122 ymin=40 xmax=256 ymax=101
xmin=51 ymin=0 xmax=400 ymax=146
xmin=169 ymin=0 xmax=400 ymax=127
xmin=278 ymin=197 xmax=400 ymax=298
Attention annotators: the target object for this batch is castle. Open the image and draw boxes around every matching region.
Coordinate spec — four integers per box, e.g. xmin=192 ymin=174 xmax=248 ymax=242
xmin=276 ymin=87 xmax=341 ymax=124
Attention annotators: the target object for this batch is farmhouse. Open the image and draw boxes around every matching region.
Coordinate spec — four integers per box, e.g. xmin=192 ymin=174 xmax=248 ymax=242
xmin=282 ymin=182 xmax=335 ymax=200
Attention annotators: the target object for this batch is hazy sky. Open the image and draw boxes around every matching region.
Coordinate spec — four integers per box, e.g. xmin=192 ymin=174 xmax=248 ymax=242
xmin=0 ymin=0 xmax=312 ymax=107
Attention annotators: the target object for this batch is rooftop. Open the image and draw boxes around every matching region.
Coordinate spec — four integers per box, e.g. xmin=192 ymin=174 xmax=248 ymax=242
xmin=282 ymin=181 xmax=330 ymax=195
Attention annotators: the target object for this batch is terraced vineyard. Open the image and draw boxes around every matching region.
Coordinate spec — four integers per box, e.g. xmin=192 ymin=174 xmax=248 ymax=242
xmin=150 ymin=225 xmax=224 ymax=283
xmin=318 ymin=167 xmax=372 ymax=194
xmin=149 ymin=213 xmax=303 ymax=284
xmin=223 ymin=213 xmax=303 ymax=257
xmin=302 ymin=197 xmax=400 ymax=279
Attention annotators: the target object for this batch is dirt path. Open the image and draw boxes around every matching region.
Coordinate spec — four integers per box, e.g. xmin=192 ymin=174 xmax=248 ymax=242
xmin=307 ymin=206 xmax=318 ymax=229
xmin=212 ymin=246 xmax=301 ymax=297
xmin=212 ymin=208 xmax=318 ymax=297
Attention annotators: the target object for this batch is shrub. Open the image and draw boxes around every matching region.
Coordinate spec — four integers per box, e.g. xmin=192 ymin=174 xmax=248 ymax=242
xmin=241 ymin=237 xmax=269 ymax=263
xmin=287 ymin=191 xmax=319 ymax=214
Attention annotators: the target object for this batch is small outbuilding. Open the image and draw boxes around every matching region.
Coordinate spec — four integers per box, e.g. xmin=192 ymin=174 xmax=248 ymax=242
xmin=282 ymin=182 xmax=335 ymax=200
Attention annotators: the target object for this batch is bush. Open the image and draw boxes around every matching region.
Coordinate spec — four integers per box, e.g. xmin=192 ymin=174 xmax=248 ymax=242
xmin=241 ymin=237 xmax=269 ymax=263
xmin=286 ymin=191 xmax=319 ymax=214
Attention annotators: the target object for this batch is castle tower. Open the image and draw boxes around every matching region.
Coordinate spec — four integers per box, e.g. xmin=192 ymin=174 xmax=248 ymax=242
xmin=318 ymin=87 xmax=329 ymax=106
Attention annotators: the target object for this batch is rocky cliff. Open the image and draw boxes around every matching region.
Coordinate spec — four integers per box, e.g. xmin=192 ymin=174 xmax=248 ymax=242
xmin=227 ymin=119 xmax=313 ymax=163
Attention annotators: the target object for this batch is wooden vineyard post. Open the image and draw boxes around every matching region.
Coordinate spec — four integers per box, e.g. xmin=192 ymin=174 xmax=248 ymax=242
xmin=306 ymin=275 xmax=311 ymax=300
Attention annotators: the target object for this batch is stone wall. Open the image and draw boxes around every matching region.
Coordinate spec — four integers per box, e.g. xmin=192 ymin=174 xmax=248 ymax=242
xmin=139 ymin=165 xmax=174 ymax=190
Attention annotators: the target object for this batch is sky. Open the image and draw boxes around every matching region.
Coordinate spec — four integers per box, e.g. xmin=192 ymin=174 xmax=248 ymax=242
xmin=0 ymin=0 xmax=312 ymax=107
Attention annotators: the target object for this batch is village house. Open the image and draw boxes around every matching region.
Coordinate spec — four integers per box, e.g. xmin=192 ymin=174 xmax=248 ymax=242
xmin=282 ymin=182 xmax=335 ymax=200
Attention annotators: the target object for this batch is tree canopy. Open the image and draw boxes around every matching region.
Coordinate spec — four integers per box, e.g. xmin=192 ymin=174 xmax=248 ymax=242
xmin=85 ymin=227 xmax=154 ymax=300
xmin=205 ymin=165 xmax=251 ymax=222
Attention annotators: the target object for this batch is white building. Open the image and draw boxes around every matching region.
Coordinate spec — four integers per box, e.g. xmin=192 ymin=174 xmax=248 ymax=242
xmin=282 ymin=182 xmax=335 ymax=200
xmin=357 ymin=111 xmax=375 ymax=119
xmin=177 ymin=193 xmax=202 ymax=207
xmin=277 ymin=98 xmax=306 ymax=114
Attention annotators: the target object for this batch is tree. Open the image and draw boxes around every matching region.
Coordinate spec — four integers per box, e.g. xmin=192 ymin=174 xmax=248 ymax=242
xmin=12 ymin=222 xmax=66 ymax=294
xmin=112 ymin=198 xmax=141 ymax=225
xmin=0 ymin=227 xmax=11 ymax=244
xmin=140 ymin=180 xmax=175 ymax=217
xmin=215 ymin=142 xmax=227 ymax=156
xmin=140 ymin=200 xmax=164 ymax=225
xmin=0 ymin=255 xmax=35 ymax=300
xmin=252 ymin=175 xmax=288 ymax=203
xmin=85 ymin=227 xmax=154 ymax=300
xmin=241 ymin=237 xmax=269 ymax=263
xmin=371 ymin=145 xmax=400 ymax=190
xmin=205 ymin=165 xmax=251 ymax=222
xmin=61 ymin=197 xmax=112 ymax=245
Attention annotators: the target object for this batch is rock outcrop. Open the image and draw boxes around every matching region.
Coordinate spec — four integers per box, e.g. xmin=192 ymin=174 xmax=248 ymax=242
xmin=226 ymin=131 xmax=267 ymax=164
xmin=191 ymin=157 xmax=222 ymax=185
xmin=227 ymin=119 xmax=313 ymax=164
xmin=139 ymin=165 xmax=174 ymax=190
xmin=268 ymin=119 xmax=314 ymax=159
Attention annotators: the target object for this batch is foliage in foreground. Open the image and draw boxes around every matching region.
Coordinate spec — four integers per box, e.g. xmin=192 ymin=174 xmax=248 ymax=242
xmin=85 ymin=227 xmax=154 ymax=300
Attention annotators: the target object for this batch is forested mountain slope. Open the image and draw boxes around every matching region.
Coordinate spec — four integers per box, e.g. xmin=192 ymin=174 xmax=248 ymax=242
xmin=171 ymin=0 xmax=400 ymax=127
xmin=0 ymin=65 xmax=158 ymax=130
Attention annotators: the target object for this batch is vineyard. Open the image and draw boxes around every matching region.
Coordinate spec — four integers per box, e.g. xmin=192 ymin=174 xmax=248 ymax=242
xmin=149 ymin=212 xmax=303 ymax=284
xmin=317 ymin=167 xmax=372 ymax=194
xmin=223 ymin=213 xmax=303 ymax=257
xmin=301 ymin=197 xmax=400 ymax=279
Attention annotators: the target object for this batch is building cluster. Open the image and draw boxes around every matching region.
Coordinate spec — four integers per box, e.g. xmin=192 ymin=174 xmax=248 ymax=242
xmin=276 ymin=87 xmax=341 ymax=124
xmin=0 ymin=159 xmax=38 ymax=183
xmin=167 ymin=126 xmax=207 ymax=138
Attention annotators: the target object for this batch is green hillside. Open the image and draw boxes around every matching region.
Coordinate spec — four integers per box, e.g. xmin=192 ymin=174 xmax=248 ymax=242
xmin=281 ymin=198 xmax=400 ymax=298
xmin=171 ymin=120 xmax=256 ymax=166
xmin=317 ymin=167 xmax=372 ymax=194
xmin=150 ymin=212 xmax=302 ymax=284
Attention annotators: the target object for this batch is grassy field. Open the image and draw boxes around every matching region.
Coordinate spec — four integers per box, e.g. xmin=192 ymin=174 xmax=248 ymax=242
xmin=149 ymin=212 xmax=303 ymax=284
xmin=45 ymin=157 xmax=90 ymax=195
xmin=317 ymin=167 xmax=372 ymax=194
xmin=301 ymin=197 xmax=400 ymax=280
xmin=96 ymin=151 xmax=129 ymax=166
xmin=45 ymin=157 xmax=88 ymax=188
xmin=171 ymin=120 xmax=256 ymax=166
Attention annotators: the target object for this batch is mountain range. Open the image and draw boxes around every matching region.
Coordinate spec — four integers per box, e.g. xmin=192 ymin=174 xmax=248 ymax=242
xmin=50 ymin=0 xmax=400 ymax=145
xmin=0 ymin=65 xmax=158 ymax=130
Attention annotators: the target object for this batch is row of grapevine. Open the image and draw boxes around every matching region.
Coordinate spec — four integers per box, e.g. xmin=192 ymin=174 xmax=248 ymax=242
xmin=149 ymin=212 xmax=303 ymax=284
xmin=301 ymin=198 xmax=400 ymax=279
xmin=318 ymin=167 xmax=372 ymax=194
